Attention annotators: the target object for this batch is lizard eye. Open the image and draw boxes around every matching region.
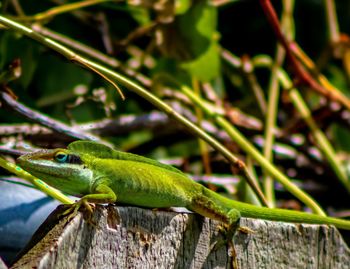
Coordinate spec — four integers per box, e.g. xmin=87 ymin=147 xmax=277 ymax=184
xmin=54 ymin=152 xmax=82 ymax=164
xmin=55 ymin=152 xmax=68 ymax=163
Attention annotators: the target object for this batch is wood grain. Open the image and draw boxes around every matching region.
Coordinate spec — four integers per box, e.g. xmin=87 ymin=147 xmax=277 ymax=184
xmin=12 ymin=206 xmax=350 ymax=269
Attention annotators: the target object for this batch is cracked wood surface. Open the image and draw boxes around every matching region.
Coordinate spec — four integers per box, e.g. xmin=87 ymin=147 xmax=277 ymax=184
xmin=11 ymin=206 xmax=350 ymax=269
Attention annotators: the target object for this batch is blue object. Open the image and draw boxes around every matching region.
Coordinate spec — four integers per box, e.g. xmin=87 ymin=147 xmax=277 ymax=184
xmin=0 ymin=178 xmax=61 ymax=265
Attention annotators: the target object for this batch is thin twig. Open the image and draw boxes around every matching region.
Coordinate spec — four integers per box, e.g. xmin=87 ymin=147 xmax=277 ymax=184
xmin=263 ymin=0 xmax=293 ymax=208
xmin=0 ymin=146 xmax=28 ymax=156
xmin=17 ymin=0 xmax=113 ymax=21
xmin=0 ymin=91 xmax=102 ymax=142
xmin=259 ymin=0 xmax=350 ymax=111
xmin=324 ymin=0 xmax=340 ymax=44
xmin=240 ymin=56 xmax=267 ymax=115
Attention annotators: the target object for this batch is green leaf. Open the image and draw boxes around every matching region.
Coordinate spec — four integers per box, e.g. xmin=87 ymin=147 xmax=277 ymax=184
xmin=181 ymin=41 xmax=220 ymax=81
xmin=0 ymin=32 xmax=40 ymax=88
xmin=176 ymin=1 xmax=220 ymax=81
xmin=126 ymin=3 xmax=151 ymax=26
xmin=177 ymin=1 xmax=217 ymax=57
xmin=175 ymin=0 xmax=191 ymax=15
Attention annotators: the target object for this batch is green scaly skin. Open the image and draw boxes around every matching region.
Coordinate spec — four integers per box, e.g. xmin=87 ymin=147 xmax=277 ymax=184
xmin=17 ymin=141 xmax=350 ymax=230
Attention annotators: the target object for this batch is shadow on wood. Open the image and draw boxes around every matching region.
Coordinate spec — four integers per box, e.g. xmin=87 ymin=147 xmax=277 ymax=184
xmin=11 ymin=206 xmax=350 ymax=268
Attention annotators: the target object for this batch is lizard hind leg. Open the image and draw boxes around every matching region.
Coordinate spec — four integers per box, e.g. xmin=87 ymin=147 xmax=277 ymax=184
xmin=226 ymin=208 xmax=241 ymax=236
xmin=189 ymin=195 xmax=242 ymax=266
xmin=189 ymin=195 xmax=242 ymax=247
xmin=227 ymin=208 xmax=241 ymax=226
xmin=190 ymin=194 xmax=242 ymax=230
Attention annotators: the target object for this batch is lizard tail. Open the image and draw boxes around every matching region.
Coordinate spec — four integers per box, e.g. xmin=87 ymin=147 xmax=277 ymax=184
xmin=235 ymin=201 xmax=350 ymax=230
xmin=203 ymin=188 xmax=350 ymax=230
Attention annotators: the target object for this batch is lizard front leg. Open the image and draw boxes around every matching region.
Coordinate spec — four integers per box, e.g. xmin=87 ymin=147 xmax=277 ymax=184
xmin=63 ymin=183 xmax=117 ymax=219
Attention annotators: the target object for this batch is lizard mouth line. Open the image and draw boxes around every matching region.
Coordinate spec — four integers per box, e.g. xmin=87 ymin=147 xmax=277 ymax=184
xmin=18 ymin=160 xmax=72 ymax=181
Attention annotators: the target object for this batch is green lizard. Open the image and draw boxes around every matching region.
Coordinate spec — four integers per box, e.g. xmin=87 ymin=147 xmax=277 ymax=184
xmin=17 ymin=140 xmax=350 ymax=230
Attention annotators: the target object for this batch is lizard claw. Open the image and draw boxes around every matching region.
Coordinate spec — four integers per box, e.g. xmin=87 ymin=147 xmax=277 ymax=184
xmin=60 ymin=199 xmax=97 ymax=226
xmin=238 ymin=226 xmax=255 ymax=234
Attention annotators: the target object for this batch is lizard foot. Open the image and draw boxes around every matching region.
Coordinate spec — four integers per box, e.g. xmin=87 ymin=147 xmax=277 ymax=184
xmin=61 ymin=200 xmax=97 ymax=226
xmin=209 ymin=219 xmax=241 ymax=268
xmin=209 ymin=221 xmax=238 ymax=252
xmin=209 ymin=228 xmax=238 ymax=269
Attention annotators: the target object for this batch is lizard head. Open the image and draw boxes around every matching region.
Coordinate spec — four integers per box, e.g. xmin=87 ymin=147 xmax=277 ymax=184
xmin=17 ymin=147 xmax=93 ymax=197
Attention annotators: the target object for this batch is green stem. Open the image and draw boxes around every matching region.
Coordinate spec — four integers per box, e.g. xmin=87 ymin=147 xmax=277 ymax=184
xmin=324 ymin=0 xmax=340 ymax=44
xmin=263 ymin=48 xmax=282 ymax=207
xmin=0 ymin=156 xmax=73 ymax=204
xmin=16 ymin=0 xmax=112 ymax=21
xmin=193 ymin=78 xmax=212 ymax=175
xmin=288 ymin=90 xmax=350 ymax=194
xmin=263 ymin=0 xmax=294 ymax=207
xmin=244 ymin=156 xmax=262 ymax=206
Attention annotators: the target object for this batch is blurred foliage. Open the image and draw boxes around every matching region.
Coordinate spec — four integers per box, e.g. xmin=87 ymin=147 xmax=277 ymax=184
xmin=1 ymin=0 xmax=350 ymax=212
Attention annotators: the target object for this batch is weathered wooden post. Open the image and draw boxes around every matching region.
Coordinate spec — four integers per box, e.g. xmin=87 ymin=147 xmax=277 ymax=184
xmin=11 ymin=206 xmax=350 ymax=269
